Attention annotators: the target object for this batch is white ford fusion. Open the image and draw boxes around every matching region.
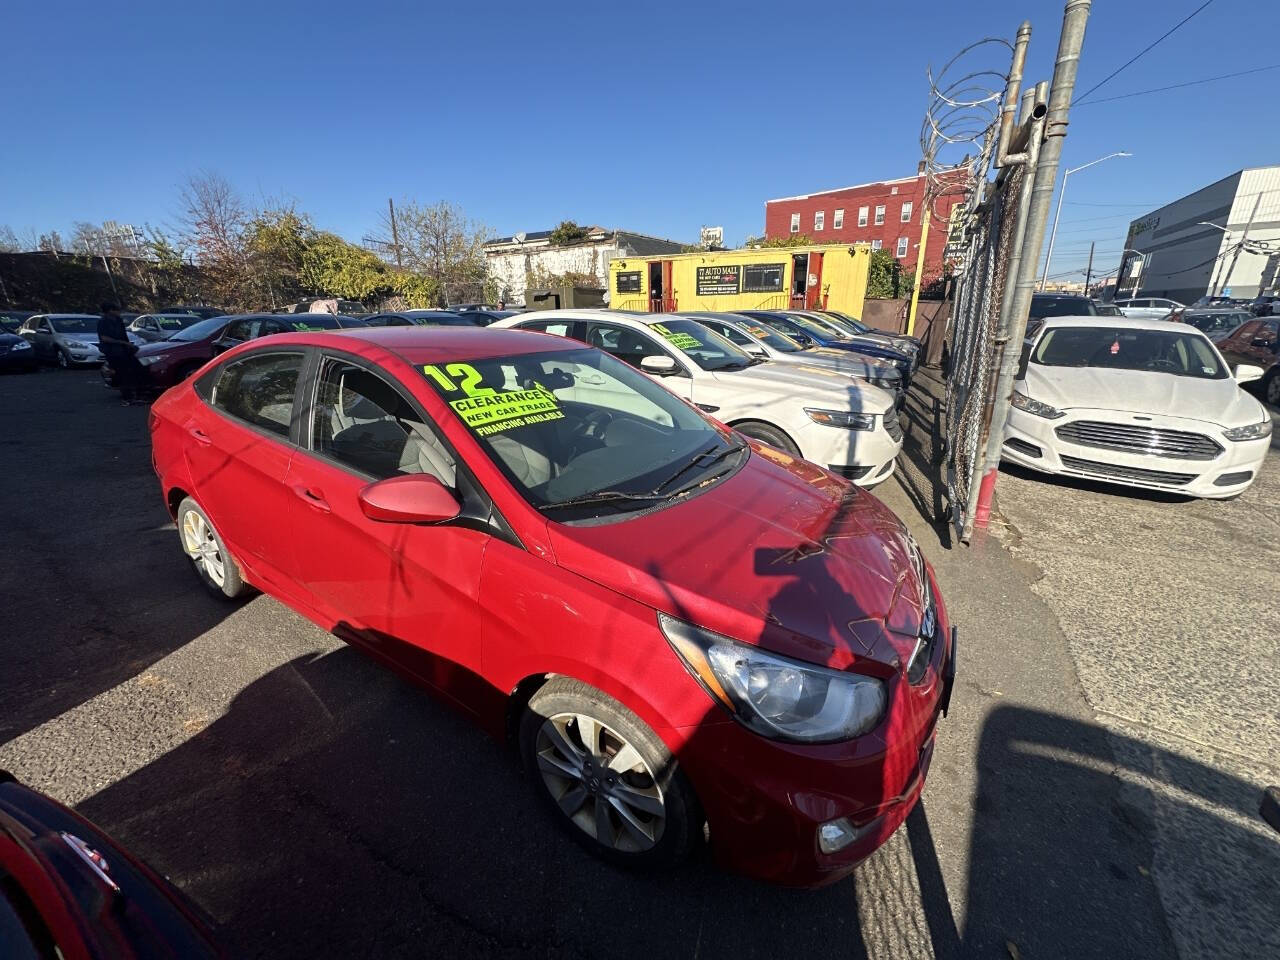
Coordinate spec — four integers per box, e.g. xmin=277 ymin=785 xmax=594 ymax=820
xmin=492 ymin=309 xmax=903 ymax=485
xmin=1003 ymin=316 xmax=1272 ymax=498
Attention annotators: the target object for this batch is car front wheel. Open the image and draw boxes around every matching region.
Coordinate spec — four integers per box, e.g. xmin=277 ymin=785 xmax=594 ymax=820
xmin=732 ymin=420 xmax=801 ymax=456
xmin=56 ymin=348 xmax=70 ymax=369
xmin=176 ymin=497 xmax=248 ymax=599
xmin=1264 ymin=370 xmax=1280 ymax=407
xmin=521 ymin=678 xmax=698 ymax=868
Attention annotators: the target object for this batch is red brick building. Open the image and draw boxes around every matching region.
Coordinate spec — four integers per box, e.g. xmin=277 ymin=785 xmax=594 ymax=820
xmin=763 ymin=164 xmax=969 ymax=282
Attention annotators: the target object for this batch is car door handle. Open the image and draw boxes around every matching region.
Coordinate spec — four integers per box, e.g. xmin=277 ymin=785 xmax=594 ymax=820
xmin=187 ymin=425 xmax=212 ymax=445
xmin=293 ymin=486 xmax=331 ymax=513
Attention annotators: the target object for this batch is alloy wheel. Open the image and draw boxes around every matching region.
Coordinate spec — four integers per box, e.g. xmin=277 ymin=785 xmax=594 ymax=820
xmin=181 ymin=510 xmax=225 ymax=587
xmin=1266 ymin=374 xmax=1280 ymax=407
xmin=57 ymin=350 xmax=68 ymax=368
xmin=535 ymin=712 xmax=666 ymax=853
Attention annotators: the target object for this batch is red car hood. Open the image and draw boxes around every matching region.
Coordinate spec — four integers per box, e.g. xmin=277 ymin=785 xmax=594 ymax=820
xmin=546 ymin=447 xmax=928 ymax=675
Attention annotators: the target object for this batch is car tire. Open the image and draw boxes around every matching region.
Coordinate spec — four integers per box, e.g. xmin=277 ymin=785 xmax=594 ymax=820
xmin=56 ymin=348 xmax=70 ymax=369
xmin=732 ymin=420 xmax=801 ymax=456
xmin=520 ymin=677 xmax=699 ymax=869
xmin=1263 ymin=370 xmax=1280 ymax=408
xmin=175 ymin=497 xmax=248 ymax=599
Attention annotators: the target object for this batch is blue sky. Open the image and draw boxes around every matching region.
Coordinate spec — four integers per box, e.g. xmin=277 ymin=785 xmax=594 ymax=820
xmin=3 ymin=0 xmax=1275 ymax=281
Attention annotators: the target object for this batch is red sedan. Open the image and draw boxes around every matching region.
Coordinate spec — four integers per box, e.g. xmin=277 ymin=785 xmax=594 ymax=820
xmin=149 ymin=326 xmax=955 ymax=887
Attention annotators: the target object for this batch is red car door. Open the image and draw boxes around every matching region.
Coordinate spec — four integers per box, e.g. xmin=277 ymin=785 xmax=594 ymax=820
xmin=183 ymin=349 xmax=306 ymax=597
xmin=285 ymin=354 xmax=491 ymax=711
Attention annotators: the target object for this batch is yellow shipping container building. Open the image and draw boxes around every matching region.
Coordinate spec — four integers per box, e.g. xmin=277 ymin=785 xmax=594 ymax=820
xmin=608 ymin=244 xmax=870 ymax=316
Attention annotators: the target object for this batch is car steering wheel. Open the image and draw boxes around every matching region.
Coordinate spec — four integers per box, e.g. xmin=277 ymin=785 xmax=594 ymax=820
xmin=570 ymin=409 xmax=615 ymax=444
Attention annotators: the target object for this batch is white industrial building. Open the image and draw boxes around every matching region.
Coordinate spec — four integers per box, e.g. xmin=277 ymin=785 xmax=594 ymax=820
xmin=484 ymin=227 xmax=683 ymax=306
xmin=1120 ymin=166 xmax=1280 ymax=303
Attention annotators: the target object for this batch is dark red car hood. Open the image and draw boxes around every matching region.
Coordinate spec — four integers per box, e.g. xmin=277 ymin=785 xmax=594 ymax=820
xmin=546 ymin=447 xmax=928 ymax=675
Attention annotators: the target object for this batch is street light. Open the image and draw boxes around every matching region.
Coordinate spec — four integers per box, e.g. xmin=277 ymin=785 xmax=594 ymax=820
xmin=1040 ymin=151 xmax=1133 ymax=290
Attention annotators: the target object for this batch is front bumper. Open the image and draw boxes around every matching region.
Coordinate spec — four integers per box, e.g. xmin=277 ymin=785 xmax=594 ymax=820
xmin=0 ymin=348 xmax=37 ymax=370
xmin=678 ymin=596 xmax=955 ymax=887
xmin=61 ymin=343 xmax=103 ymax=365
xmin=1002 ymin=407 xmax=1270 ymax=498
xmin=795 ymin=417 xmax=903 ymax=487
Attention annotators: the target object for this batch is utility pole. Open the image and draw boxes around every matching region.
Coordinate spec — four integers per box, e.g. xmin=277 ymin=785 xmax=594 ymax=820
xmin=1219 ymin=193 xmax=1261 ymax=298
xmin=906 ymin=206 xmax=932 ymax=335
xmin=388 ymin=197 xmax=403 ymax=269
xmin=973 ymin=0 xmax=1092 ymax=535
xmin=1084 ymin=240 xmax=1094 ymax=294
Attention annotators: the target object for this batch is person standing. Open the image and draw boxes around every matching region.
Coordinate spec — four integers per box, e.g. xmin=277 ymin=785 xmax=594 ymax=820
xmin=97 ymin=302 xmax=145 ymax=405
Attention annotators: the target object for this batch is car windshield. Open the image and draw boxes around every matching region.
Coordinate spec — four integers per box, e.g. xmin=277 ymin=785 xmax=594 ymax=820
xmin=1184 ymin=312 xmax=1247 ymax=334
xmin=166 ymin=315 xmax=229 ymax=342
xmin=1033 ymin=326 xmax=1227 ymax=379
xmin=730 ymin=318 xmax=804 ymax=353
xmin=1030 ymin=297 xmax=1098 ymax=320
xmin=155 ymin=314 xmax=199 ymax=330
xmin=796 ymin=313 xmax=857 ymax=338
xmin=646 ymin=319 xmax=757 ymax=371
xmin=285 ymin=315 xmax=341 ymax=330
xmin=768 ymin=312 xmax=843 ymax=340
xmin=50 ymin=316 xmax=97 ymax=333
xmin=410 ymin=313 xmax=476 ymax=327
xmin=420 ymin=347 xmax=743 ymax=518
xmin=823 ymin=311 xmax=873 ymax=334
xmin=0 ymin=320 xmax=18 ymax=334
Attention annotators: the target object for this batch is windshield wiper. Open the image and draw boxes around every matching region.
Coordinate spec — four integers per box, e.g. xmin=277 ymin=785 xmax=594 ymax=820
xmin=539 ymin=441 xmax=746 ymax=512
xmin=653 ymin=440 xmax=746 ymax=493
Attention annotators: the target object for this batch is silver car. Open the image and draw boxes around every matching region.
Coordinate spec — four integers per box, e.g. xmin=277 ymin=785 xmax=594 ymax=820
xmin=1114 ymin=296 xmax=1184 ymax=320
xmin=127 ymin=312 xmax=201 ymax=343
xmin=18 ymin=314 xmax=142 ymax=367
xmin=682 ymin=312 xmax=905 ymax=405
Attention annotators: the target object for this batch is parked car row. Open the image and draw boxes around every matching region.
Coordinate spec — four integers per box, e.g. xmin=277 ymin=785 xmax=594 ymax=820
xmin=148 ymin=321 xmax=955 ymax=888
xmin=11 ymin=313 xmax=145 ymax=368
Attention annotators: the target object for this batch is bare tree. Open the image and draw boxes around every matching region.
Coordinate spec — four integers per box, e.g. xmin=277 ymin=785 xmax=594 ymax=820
xmin=0 ymin=225 xmax=20 ymax=253
xmin=377 ymin=200 xmax=489 ymax=306
xmin=177 ymin=171 xmax=250 ymax=306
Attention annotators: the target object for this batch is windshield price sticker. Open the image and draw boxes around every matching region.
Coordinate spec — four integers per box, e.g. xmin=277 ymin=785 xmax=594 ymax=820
xmin=423 ymin=362 xmax=564 ymax=436
xmin=745 ymin=325 xmax=772 ymax=340
xmin=651 ymin=323 xmax=702 ymax=352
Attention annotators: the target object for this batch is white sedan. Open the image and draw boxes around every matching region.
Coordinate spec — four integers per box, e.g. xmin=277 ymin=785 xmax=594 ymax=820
xmin=491 ymin=309 xmax=903 ymax=485
xmin=1114 ymin=297 xmax=1183 ymax=320
xmin=1002 ymin=316 xmax=1272 ymax=498
xmin=680 ymin=312 xmax=905 ymax=403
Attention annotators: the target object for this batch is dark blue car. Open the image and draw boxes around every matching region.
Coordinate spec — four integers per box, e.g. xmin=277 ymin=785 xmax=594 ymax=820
xmin=739 ymin=310 xmax=916 ymax=380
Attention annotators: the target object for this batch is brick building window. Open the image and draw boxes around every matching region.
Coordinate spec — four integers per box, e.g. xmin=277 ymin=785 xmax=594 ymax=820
xmin=871 ymin=239 xmax=882 ymax=251
xmin=789 ymin=212 xmax=800 ymax=234
xmin=874 ymin=205 xmax=885 ymax=226
xmin=833 ymin=208 xmax=844 ymax=229
xmin=814 ymin=211 xmax=825 ymax=231
xmin=901 ymin=201 xmax=913 ymax=223
xmin=896 ymin=236 xmax=909 ymax=257
xmin=858 ymin=206 xmax=868 ymax=227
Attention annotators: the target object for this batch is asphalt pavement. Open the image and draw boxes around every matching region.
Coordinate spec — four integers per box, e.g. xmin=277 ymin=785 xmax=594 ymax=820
xmin=0 ymin=365 xmax=1274 ymax=959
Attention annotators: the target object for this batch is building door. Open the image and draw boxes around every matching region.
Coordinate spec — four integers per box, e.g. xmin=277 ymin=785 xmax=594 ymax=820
xmin=790 ymin=253 xmax=809 ymax=309
xmin=649 ymin=261 xmax=675 ymax=312
xmin=805 ymin=251 xmax=824 ymax=309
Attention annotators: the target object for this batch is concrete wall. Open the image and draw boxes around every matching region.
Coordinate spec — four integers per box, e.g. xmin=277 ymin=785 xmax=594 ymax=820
xmin=486 ymin=243 xmax=614 ymax=305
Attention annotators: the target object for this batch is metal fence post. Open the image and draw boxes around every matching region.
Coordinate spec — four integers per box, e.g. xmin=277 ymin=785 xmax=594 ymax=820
xmin=971 ymin=0 xmax=1091 ymax=533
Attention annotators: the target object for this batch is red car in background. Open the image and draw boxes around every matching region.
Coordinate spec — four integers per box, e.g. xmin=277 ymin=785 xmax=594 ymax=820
xmin=148 ymin=326 xmax=955 ymax=887
xmin=103 ymin=314 xmax=345 ymax=394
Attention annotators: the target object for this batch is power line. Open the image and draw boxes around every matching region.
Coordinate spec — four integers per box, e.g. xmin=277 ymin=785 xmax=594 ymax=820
xmin=1076 ymin=63 xmax=1280 ymax=107
xmin=1074 ymin=0 xmax=1217 ymax=105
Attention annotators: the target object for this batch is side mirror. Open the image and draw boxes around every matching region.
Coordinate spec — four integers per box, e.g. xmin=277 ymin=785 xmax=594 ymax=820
xmin=746 ymin=346 xmax=767 ymax=358
xmin=1251 ymin=337 xmax=1276 ymax=349
xmin=1234 ymin=363 xmax=1265 ymax=385
xmin=640 ymin=354 xmax=679 ymax=376
xmin=791 ymin=332 xmax=813 ymax=346
xmin=358 ymin=474 xmax=461 ymax=524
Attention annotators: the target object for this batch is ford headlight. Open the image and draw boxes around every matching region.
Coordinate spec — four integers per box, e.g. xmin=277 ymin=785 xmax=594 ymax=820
xmin=659 ymin=614 xmax=887 ymax=743
xmin=1010 ymin=390 xmax=1065 ymax=420
xmin=1223 ymin=419 xmax=1273 ymax=441
xmin=805 ymin=407 xmax=876 ymax=431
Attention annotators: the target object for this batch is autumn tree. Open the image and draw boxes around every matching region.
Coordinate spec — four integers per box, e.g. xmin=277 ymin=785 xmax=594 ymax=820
xmin=378 ymin=200 xmax=489 ymax=306
xmin=177 ymin=171 xmax=251 ymax=307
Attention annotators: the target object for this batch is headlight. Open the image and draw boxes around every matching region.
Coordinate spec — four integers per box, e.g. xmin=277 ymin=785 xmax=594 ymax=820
xmin=659 ymin=614 xmax=887 ymax=743
xmin=1223 ymin=419 xmax=1273 ymax=441
xmin=139 ymin=355 xmax=163 ymax=366
xmin=12 ymin=340 xmax=30 ymax=350
xmin=805 ymin=407 xmax=876 ymax=430
xmin=870 ymin=376 xmax=900 ymax=391
xmin=1010 ymin=390 xmax=1065 ymax=420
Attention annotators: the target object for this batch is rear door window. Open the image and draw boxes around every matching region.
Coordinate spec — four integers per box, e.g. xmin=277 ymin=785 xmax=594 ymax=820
xmin=210 ymin=352 xmax=305 ymax=438
xmin=584 ymin=322 xmax=679 ymax=371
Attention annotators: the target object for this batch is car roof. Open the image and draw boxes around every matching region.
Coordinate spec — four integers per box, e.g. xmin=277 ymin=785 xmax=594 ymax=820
xmin=296 ymin=325 xmax=575 ymax=364
xmin=1039 ymin=315 xmax=1197 ymax=333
